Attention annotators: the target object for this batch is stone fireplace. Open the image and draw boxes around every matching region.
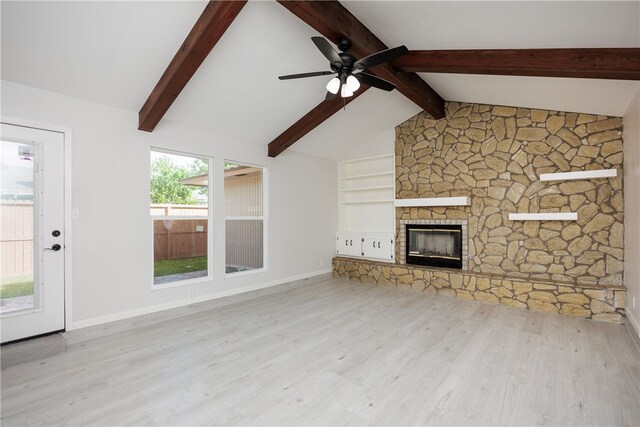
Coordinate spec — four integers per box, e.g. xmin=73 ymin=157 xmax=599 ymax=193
xmin=333 ymin=101 xmax=626 ymax=324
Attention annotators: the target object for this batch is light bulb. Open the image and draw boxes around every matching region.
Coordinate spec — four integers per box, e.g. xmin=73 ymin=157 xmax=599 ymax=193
xmin=346 ymin=75 xmax=360 ymax=92
xmin=341 ymin=85 xmax=353 ymax=98
xmin=326 ymin=77 xmax=340 ymax=94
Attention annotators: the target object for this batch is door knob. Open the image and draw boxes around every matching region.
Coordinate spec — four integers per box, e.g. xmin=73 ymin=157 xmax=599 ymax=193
xmin=44 ymin=244 xmax=61 ymax=251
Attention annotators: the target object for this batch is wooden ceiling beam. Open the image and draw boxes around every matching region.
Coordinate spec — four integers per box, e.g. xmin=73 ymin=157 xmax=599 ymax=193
xmin=268 ymin=87 xmax=370 ymax=158
xmin=276 ymin=1 xmax=445 ymax=119
xmin=138 ymin=1 xmax=247 ymax=132
xmin=391 ymin=48 xmax=640 ymax=80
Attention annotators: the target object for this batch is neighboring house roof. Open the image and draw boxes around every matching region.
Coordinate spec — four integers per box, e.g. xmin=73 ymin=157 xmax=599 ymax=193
xmin=180 ymin=166 xmax=262 ymax=187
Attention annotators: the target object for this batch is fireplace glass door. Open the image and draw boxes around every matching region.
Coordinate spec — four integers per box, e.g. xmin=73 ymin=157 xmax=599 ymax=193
xmin=406 ymin=224 xmax=462 ymax=269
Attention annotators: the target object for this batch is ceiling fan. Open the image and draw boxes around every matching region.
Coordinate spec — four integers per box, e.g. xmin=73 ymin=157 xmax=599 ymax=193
xmin=279 ymin=36 xmax=409 ymax=100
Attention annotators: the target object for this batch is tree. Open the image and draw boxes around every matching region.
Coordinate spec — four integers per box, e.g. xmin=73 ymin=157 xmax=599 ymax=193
xmin=150 ymin=157 xmax=200 ymax=205
xmin=188 ymin=158 xmax=209 ymax=199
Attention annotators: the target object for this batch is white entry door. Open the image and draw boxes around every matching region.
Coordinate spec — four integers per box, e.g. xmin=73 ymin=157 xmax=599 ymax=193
xmin=1 ymin=123 xmax=65 ymax=343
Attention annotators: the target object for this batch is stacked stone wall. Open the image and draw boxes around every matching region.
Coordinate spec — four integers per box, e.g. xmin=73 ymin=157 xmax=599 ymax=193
xmin=395 ymin=102 xmax=624 ymax=286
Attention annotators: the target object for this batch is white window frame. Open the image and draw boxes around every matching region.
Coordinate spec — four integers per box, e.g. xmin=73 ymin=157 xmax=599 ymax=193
xmin=150 ymin=147 xmax=213 ymax=290
xmin=224 ymin=160 xmax=268 ymax=278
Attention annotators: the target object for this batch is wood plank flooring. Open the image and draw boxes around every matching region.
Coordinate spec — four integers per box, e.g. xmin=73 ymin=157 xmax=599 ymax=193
xmin=2 ymin=276 xmax=639 ymax=426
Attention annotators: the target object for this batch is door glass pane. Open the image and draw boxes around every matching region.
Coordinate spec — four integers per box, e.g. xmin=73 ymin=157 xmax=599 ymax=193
xmin=1 ymin=141 xmax=37 ymax=313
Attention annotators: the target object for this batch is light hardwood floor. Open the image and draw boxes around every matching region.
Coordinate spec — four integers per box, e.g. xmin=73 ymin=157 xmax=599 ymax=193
xmin=2 ymin=276 xmax=639 ymax=426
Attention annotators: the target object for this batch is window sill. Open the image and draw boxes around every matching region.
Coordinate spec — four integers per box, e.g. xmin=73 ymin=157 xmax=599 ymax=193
xmin=225 ymin=268 xmax=266 ymax=279
xmin=151 ymin=274 xmax=212 ymax=291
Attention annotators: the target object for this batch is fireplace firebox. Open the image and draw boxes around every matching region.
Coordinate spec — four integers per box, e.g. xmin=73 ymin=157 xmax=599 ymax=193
xmin=405 ymin=224 xmax=463 ymax=269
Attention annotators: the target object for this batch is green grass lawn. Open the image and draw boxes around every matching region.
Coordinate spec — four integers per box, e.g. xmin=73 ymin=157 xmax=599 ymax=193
xmin=154 ymin=256 xmax=207 ymax=277
xmin=0 ymin=281 xmax=34 ymax=299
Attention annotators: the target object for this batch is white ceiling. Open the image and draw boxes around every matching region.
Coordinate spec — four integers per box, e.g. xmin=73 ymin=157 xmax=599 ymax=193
xmin=1 ymin=1 xmax=639 ymax=161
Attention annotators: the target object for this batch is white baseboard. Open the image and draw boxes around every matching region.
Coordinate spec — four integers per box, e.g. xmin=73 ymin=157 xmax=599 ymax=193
xmin=68 ymin=269 xmax=332 ymax=331
xmin=626 ymin=310 xmax=640 ymax=350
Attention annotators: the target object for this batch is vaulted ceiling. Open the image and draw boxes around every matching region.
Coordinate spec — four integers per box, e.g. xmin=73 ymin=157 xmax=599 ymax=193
xmin=2 ymin=1 xmax=639 ymax=161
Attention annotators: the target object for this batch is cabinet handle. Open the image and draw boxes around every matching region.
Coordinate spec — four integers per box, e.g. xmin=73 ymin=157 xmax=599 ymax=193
xmin=373 ymin=241 xmax=375 ymax=248
xmin=378 ymin=242 xmax=381 ymax=248
xmin=350 ymin=239 xmax=353 ymax=246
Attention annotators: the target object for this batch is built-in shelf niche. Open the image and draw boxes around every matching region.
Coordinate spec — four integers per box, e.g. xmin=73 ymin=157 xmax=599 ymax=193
xmin=339 ymin=154 xmax=395 ymax=233
xmin=539 ymin=169 xmax=617 ymax=182
xmin=509 ymin=212 xmax=577 ymax=221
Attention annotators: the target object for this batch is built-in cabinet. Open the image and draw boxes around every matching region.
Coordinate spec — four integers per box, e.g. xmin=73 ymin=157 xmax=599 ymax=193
xmin=336 ymin=232 xmax=394 ymax=261
xmin=337 ymin=154 xmax=395 ymax=262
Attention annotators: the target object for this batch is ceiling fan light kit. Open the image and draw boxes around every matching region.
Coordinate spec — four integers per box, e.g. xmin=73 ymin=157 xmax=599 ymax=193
xmin=340 ymin=85 xmax=354 ymax=98
xmin=326 ymin=77 xmax=341 ymax=94
xmin=346 ymin=75 xmax=360 ymax=92
xmin=279 ymin=36 xmax=408 ymax=101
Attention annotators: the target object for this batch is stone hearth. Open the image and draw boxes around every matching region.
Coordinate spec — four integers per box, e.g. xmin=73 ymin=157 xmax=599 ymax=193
xmin=333 ymin=257 xmax=626 ymax=324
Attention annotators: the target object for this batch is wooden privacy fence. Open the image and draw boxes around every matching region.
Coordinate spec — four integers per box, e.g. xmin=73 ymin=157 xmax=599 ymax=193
xmin=1 ymin=200 xmax=34 ymax=278
xmin=153 ymin=217 xmax=208 ymax=261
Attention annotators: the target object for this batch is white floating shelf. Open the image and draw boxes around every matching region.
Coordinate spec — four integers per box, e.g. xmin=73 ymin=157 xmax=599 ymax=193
xmin=509 ymin=212 xmax=577 ymax=221
xmin=340 ymin=199 xmax=394 ymax=205
xmin=540 ymin=169 xmax=617 ymax=182
xmin=340 ymin=172 xmax=394 ymax=180
xmin=340 ymin=185 xmax=394 ymax=192
xmin=394 ymin=196 xmax=470 ymax=207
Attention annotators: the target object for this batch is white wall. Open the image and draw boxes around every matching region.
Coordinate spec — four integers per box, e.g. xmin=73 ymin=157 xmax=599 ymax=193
xmin=624 ymin=88 xmax=640 ymax=339
xmin=1 ymin=81 xmax=338 ymax=329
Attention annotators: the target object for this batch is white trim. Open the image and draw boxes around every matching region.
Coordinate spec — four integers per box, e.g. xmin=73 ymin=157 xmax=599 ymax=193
xmin=626 ymin=309 xmax=640 ymax=345
xmin=150 ymin=273 xmax=212 ymax=291
xmin=224 ymin=267 xmax=266 ymax=279
xmin=509 ymin=212 xmax=578 ymax=221
xmin=540 ymin=169 xmax=618 ymax=181
xmin=0 ymin=117 xmax=73 ymax=334
xmin=394 ymin=196 xmax=470 ymax=207
xmin=69 ymin=269 xmax=331 ymax=331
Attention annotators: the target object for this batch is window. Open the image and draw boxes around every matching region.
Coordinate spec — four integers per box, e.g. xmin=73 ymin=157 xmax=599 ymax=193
xmin=150 ymin=149 xmax=210 ymax=286
xmin=224 ymin=162 xmax=266 ymax=275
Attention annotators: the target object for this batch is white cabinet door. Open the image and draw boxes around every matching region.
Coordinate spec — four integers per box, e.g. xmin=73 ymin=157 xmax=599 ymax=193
xmin=336 ymin=233 xmax=362 ymax=257
xmin=362 ymin=235 xmax=394 ymax=260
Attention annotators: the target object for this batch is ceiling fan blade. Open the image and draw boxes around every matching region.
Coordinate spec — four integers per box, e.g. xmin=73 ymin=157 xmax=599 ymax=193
xmin=278 ymin=71 xmax=334 ymax=80
xmin=356 ymin=73 xmax=396 ymax=91
xmin=354 ymin=45 xmax=409 ymax=70
xmin=312 ymin=36 xmax=342 ymax=66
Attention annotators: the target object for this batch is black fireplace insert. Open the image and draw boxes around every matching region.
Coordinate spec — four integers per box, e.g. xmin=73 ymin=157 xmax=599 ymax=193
xmin=405 ymin=224 xmax=463 ymax=269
